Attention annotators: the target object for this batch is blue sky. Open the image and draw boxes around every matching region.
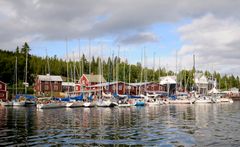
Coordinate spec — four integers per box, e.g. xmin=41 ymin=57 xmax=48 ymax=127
xmin=1 ymin=0 xmax=240 ymax=75
xmin=30 ymin=22 xmax=183 ymax=67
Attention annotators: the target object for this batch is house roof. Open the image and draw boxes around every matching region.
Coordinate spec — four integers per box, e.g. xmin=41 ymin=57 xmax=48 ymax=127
xmin=62 ymin=82 xmax=75 ymax=86
xmin=0 ymin=81 xmax=6 ymax=85
xmin=83 ymin=74 xmax=106 ymax=83
xmin=38 ymin=74 xmax=63 ymax=82
xmin=194 ymin=73 xmax=208 ymax=84
xmin=129 ymin=82 xmax=158 ymax=87
xmin=159 ymin=76 xmax=176 ymax=85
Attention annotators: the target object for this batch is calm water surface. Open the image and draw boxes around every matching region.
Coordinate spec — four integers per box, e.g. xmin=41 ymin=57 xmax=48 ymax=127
xmin=0 ymin=102 xmax=240 ymax=146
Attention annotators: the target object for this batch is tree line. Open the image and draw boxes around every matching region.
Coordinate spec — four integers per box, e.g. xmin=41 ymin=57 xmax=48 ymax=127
xmin=0 ymin=42 xmax=239 ymax=95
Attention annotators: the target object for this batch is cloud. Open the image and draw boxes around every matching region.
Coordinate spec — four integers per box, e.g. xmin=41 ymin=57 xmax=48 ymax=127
xmin=116 ymin=32 xmax=158 ymax=45
xmin=178 ymin=14 xmax=240 ymax=75
xmin=1 ymin=0 xmax=240 ymax=50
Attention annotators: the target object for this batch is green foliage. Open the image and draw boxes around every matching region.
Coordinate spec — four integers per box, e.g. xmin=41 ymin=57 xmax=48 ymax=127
xmin=1 ymin=43 xmax=240 ymax=94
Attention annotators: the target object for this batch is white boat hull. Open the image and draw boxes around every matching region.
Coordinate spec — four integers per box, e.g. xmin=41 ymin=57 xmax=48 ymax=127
xmin=13 ymin=101 xmax=26 ymax=106
xmin=219 ymin=98 xmax=233 ymax=103
xmin=96 ymin=100 xmax=112 ymax=107
xmin=37 ymin=103 xmax=66 ymax=109
xmin=118 ymin=103 xmax=133 ymax=107
xmin=194 ymin=99 xmax=212 ymax=104
xmin=69 ymin=101 xmax=84 ymax=107
xmin=168 ymin=99 xmax=193 ymax=104
xmin=0 ymin=101 xmax=13 ymax=106
xmin=146 ymin=101 xmax=161 ymax=105
xmin=65 ymin=102 xmax=73 ymax=107
xmin=83 ymin=101 xmax=96 ymax=107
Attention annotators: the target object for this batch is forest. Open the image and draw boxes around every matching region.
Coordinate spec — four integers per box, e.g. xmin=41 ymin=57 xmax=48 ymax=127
xmin=0 ymin=42 xmax=240 ymax=95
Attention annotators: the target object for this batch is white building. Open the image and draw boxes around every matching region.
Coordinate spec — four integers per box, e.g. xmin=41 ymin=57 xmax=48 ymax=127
xmin=194 ymin=73 xmax=208 ymax=94
xmin=160 ymin=76 xmax=176 ymax=95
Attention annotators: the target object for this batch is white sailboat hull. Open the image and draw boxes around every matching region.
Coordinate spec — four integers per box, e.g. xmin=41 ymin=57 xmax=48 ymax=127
xmin=37 ymin=103 xmax=66 ymax=109
xmin=219 ymin=98 xmax=233 ymax=103
xmin=96 ymin=100 xmax=112 ymax=107
xmin=0 ymin=101 xmax=13 ymax=106
xmin=194 ymin=99 xmax=212 ymax=104
xmin=118 ymin=103 xmax=133 ymax=107
xmin=83 ymin=101 xmax=96 ymax=107
xmin=13 ymin=101 xmax=26 ymax=106
xmin=168 ymin=99 xmax=193 ymax=104
xmin=69 ymin=101 xmax=84 ymax=107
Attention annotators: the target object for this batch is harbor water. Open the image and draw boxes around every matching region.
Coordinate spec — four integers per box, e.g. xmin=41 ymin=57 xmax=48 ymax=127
xmin=0 ymin=102 xmax=240 ymax=146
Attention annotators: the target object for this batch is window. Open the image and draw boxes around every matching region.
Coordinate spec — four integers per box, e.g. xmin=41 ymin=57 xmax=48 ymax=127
xmin=106 ymin=86 xmax=109 ymax=90
xmin=44 ymin=85 xmax=49 ymax=90
xmin=82 ymin=80 xmax=85 ymax=85
xmin=0 ymin=84 xmax=2 ymax=90
xmin=0 ymin=93 xmax=4 ymax=97
xmin=119 ymin=85 xmax=122 ymax=90
xmin=54 ymin=85 xmax=58 ymax=91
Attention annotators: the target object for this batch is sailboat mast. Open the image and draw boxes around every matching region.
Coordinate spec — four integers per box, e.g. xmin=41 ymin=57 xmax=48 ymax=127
xmin=140 ymin=49 xmax=143 ymax=95
xmin=153 ymin=52 xmax=156 ymax=81
xmin=158 ymin=57 xmax=161 ymax=91
xmin=128 ymin=60 xmax=131 ymax=94
xmin=46 ymin=48 xmax=52 ymax=97
xmin=89 ymin=39 xmax=91 ymax=75
xmin=175 ymin=50 xmax=178 ymax=95
xmin=123 ymin=57 xmax=126 ymax=94
xmin=15 ymin=57 xmax=17 ymax=96
xmin=25 ymin=49 xmax=28 ymax=94
xmin=73 ymin=51 xmax=76 ymax=95
xmin=78 ymin=39 xmax=81 ymax=77
xmin=193 ymin=53 xmax=196 ymax=90
xmin=144 ymin=47 xmax=147 ymax=91
xmin=100 ymin=44 xmax=103 ymax=92
xmin=116 ymin=45 xmax=120 ymax=94
xmin=66 ymin=38 xmax=69 ymax=96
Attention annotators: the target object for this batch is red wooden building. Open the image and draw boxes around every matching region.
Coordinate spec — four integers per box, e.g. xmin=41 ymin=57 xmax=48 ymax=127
xmin=129 ymin=82 xmax=166 ymax=95
xmin=34 ymin=74 xmax=63 ymax=97
xmin=0 ymin=81 xmax=8 ymax=101
xmin=76 ymin=74 xmax=106 ymax=91
xmin=89 ymin=81 xmax=129 ymax=95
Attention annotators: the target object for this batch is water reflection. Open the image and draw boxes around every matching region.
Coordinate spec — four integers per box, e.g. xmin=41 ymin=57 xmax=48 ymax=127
xmin=0 ymin=102 xmax=240 ymax=146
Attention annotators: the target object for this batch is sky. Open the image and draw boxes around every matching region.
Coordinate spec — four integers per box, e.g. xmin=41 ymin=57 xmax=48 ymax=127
xmin=1 ymin=0 xmax=240 ymax=75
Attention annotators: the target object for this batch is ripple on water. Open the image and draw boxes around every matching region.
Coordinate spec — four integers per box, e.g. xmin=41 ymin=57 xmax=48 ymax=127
xmin=0 ymin=102 xmax=240 ymax=146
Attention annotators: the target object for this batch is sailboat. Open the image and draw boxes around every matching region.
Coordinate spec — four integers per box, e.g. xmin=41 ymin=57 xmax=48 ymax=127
xmin=12 ymin=56 xmax=26 ymax=107
xmin=36 ymin=49 xmax=65 ymax=109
